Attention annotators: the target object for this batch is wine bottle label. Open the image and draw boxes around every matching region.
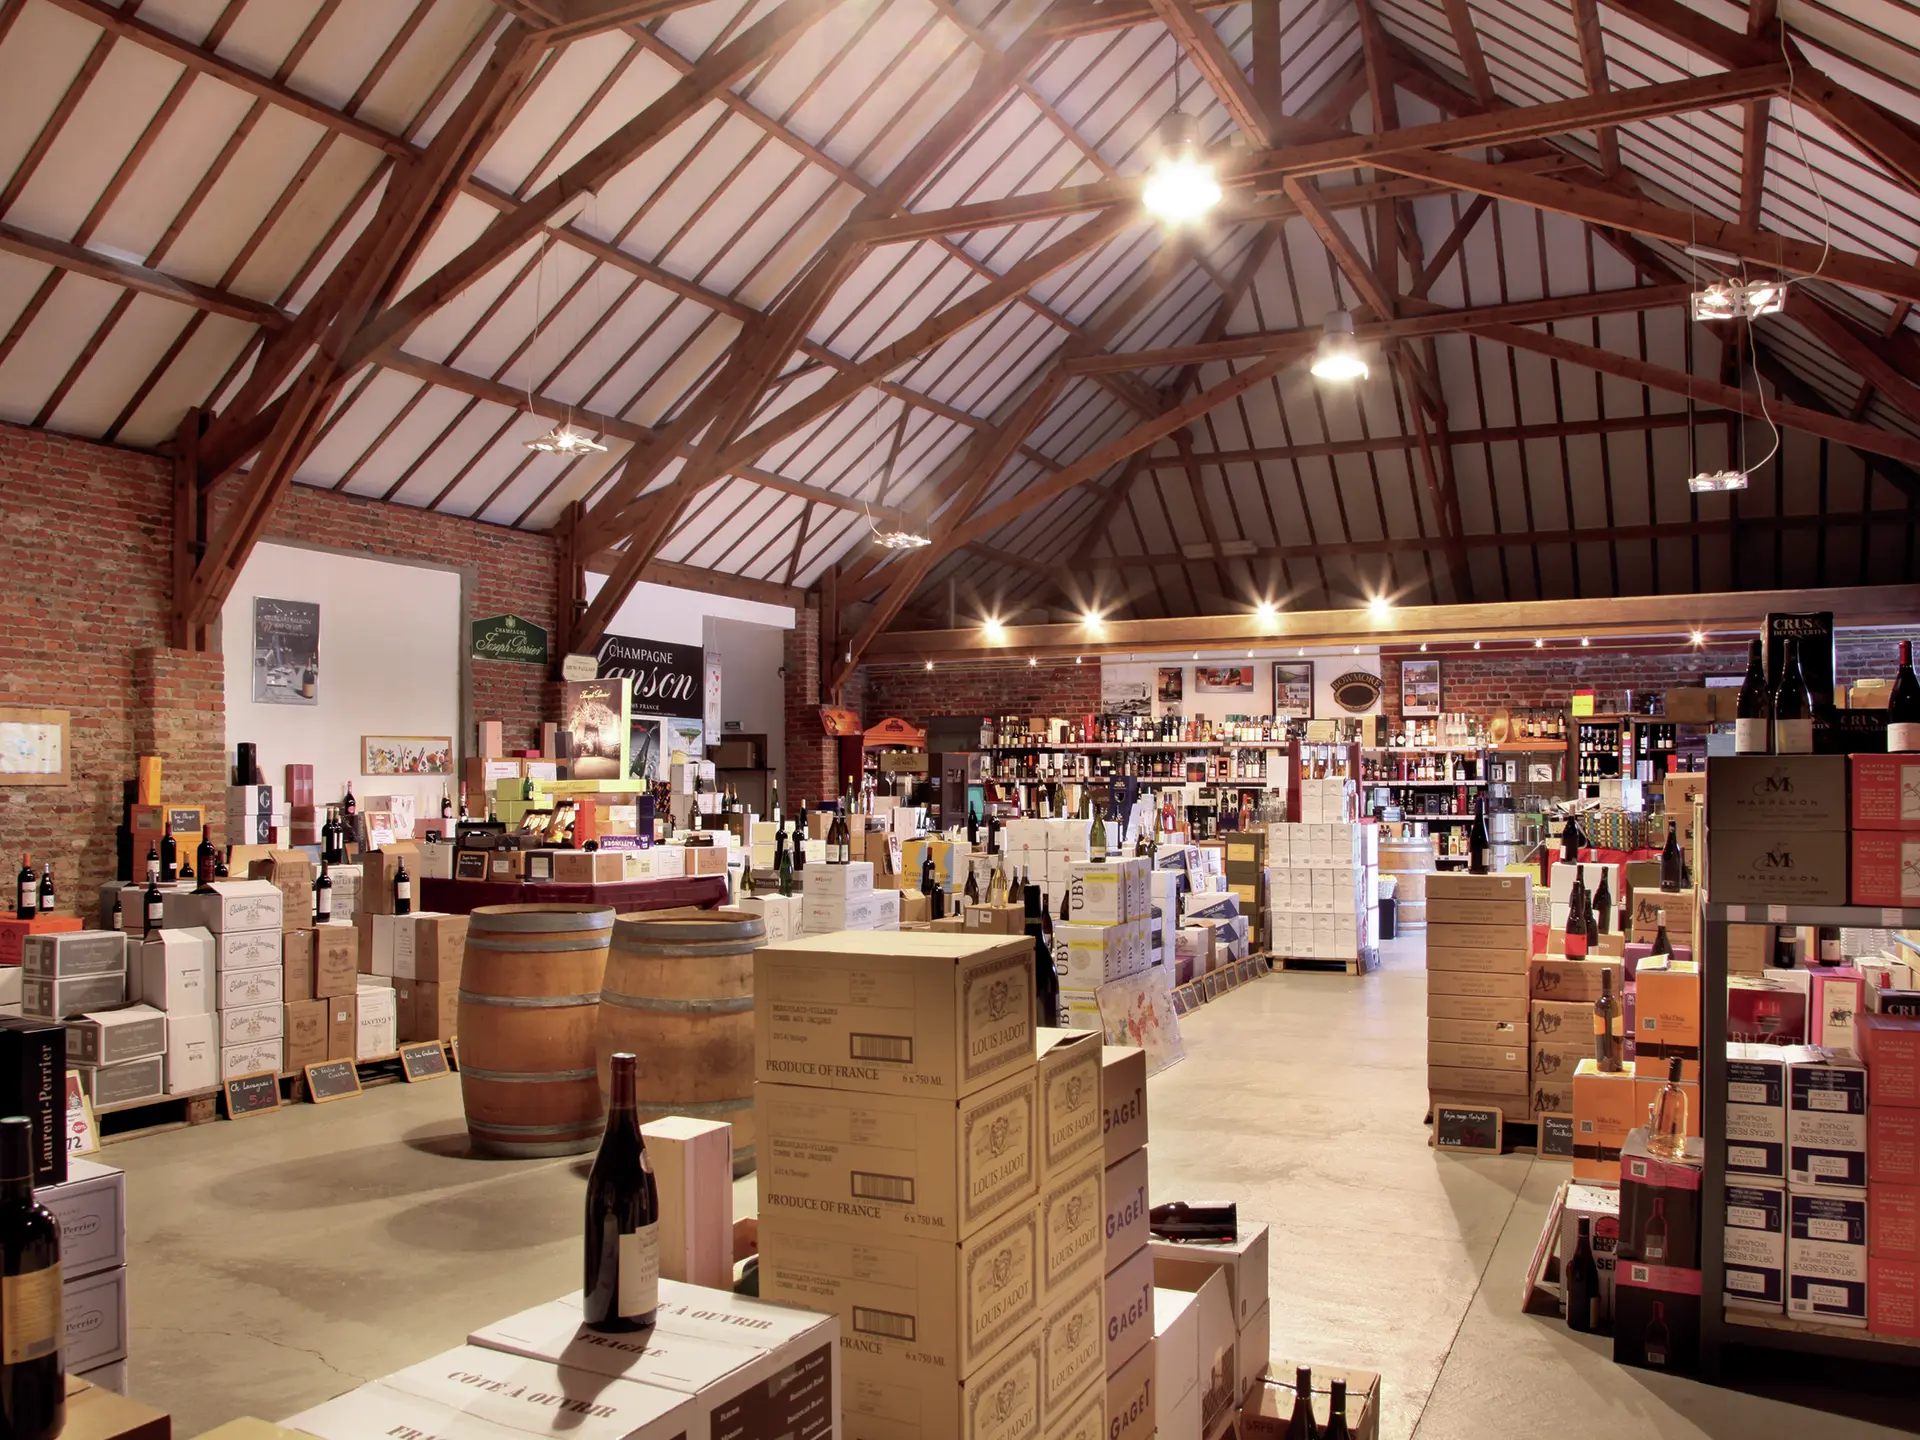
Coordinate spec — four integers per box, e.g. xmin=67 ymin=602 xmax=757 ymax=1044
xmin=1774 ymin=718 xmax=1813 ymax=754
xmin=396 ymin=881 xmax=410 ymax=901
xmin=1890 ymin=722 xmax=1920 ymax=753
xmin=1733 ymin=718 xmax=1769 ymax=753
xmin=2 ymin=1262 xmax=60 ymax=1363
xmin=1592 ymin=1014 xmax=1621 ymax=1037
xmin=618 ymin=1223 xmax=659 ymax=1318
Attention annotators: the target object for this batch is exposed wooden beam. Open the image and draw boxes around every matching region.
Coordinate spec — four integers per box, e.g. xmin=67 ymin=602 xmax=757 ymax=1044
xmin=0 ymin=221 xmax=286 ymax=329
xmin=575 ymin=550 xmax=806 ymax=610
xmin=1284 ymin=177 xmax=1393 ymax=317
xmin=1783 ymin=293 xmax=1920 ymax=432
xmin=1362 ymin=148 xmax=1920 ymax=306
xmin=39 ymin=0 xmax=415 ymax=159
xmin=536 ymin=1 xmax=716 ymax=44
xmin=1569 ymin=0 xmax=1621 ymax=175
xmin=1736 ymin=0 xmax=1777 ymax=232
xmin=1041 ymin=0 xmax=1238 ymax=38
xmin=1149 ymin=0 xmax=1275 ymax=148
xmin=1250 ymin=0 xmax=1282 ymax=119
xmin=1438 ymin=0 xmax=1495 ymax=105
xmin=1412 ymin=193 xmax=1492 ymax=297
xmin=1065 ymin=281 xmax=1695 ymax=372
xmin=850 ymin=64 xmax=1790 ymax=244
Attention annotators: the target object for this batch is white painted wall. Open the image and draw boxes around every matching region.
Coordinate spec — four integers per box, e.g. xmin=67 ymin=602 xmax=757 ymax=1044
xmin=583 ymin=573 xmax=794 ymax=643
xmin=221 ymin=543 xmax=462 ymax=823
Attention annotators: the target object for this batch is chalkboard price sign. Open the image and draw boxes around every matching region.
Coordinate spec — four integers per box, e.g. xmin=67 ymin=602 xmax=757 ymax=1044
xmin=400 ymin=1042 xmax=450 ymax=1082
xmin=1541 ymin=1114 xmax=1575 ymax=1158
xmin=304 ymin=1060 xmax=361 ymax=1104
xmin=1433 ymin=1104 xmax=1503 ymax=1153
xmin=224 ymin=1071 xmax=281 ymax=1120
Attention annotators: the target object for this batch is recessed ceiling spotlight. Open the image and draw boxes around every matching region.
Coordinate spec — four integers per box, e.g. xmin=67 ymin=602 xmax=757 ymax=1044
xmin=1581 ymin=637 xmax=1590 ymax=647
xmin=1535 ymin=638 xmax=1544 ymax=648
xmin=983 ymin=618 xmax=1005 ymax=642
xmin=1473 ymin=641 xmax=1482 ymax=650
xmin=1691 ymin=630 xmax=1706 ymax=646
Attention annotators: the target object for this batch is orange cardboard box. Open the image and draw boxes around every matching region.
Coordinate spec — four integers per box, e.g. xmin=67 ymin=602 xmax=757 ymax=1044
xmin=0 ymin=916 xmax=81 ymax=965
xmin=1573 ymin=1057 xmax=1638 ymax=1183
xmin=1633 ymin=961 xmax=1701 ymax=1081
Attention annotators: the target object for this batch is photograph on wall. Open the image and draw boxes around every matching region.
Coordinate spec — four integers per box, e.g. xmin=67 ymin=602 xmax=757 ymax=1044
xmin=1400 ymin=658 xmax=1442 ymax=717
xmin=1195 ymin=665 xmax=1254 ymax=694
xmin=564 ymin=677 xmax=632 ymax=780
xmin=1156 ymin=667 xmax=1184 ymax=703
xmin=360 ymin=736 xmax=453 ymax=776
xmin=1273 ymin=663 xmax=1314 ymax=719
xmin=1101 ymin=673 xmax=1151 ymax=719
xmin=629 ymin=716 xmax=666 ymax=784
xmin=252 ymin=597 xmax=319 ymax=706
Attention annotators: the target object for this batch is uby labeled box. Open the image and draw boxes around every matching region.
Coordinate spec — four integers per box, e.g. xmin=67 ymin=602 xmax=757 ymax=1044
xmin=756 ymin=1067 xmax=1038 ymax=1241
xmin=755 ymin=932 xmax=1035 ymax=1099
xmin=759 ymin=1206 xmax=1040 ymax=1382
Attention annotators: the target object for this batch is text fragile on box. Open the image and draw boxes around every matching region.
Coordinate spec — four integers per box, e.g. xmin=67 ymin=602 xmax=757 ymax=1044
xmin=754 ymin=931 xmax=1035 ymax=1099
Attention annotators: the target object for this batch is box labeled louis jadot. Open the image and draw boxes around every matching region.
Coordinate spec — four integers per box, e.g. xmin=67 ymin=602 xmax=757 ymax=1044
xmin=1038 ymin=1153 xmax=1104 ymax=1301
xmin=754 ymin=932 xmax=1035 ymax=1099
xmin=758 ymin=1205 xmax=1040 ymax=1381
xmin=756 ymin=1066 xmax=1038 ymax=1241
xmin=288 ymin=1347 xmax=698 ymax=1440
xmin=1039 ymin=1272 xmax=1105 ymax=1426
xmin=470 ymin=1282 xmax=837 ymax=1440
xmin=1044 ymin=1379 xmax=1102 ymax=1440
xmin=1034 ymin=1029 xmax=1102 ymax=1179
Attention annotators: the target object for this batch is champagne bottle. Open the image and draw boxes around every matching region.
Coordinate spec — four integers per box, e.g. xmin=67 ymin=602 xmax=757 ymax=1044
xmin=1649 ymin=1055 xmax=1688 ymax=1159
xmin=1322 ymin=1380 xmax=1351 ymax=1440
xmin=793 ymin=805 xmax=807 ymax=876
xmin=1771 ymin=637 xmax=1813 ymax=754
xmin=739 ymin=857 xmax=756 ymax=902
xmin=1659 ymin=821 xmax=1683 ymax=892
xmin=776 ymin=830 xmax=794 ymax=898
xmin=143 ymin=878 xmax=164 ymax=936
xmin=1891 ymin=640 xmax=1920 ymax=753
xmin=0 ymin=1117 xmax=62 ymax=1440
xmin=584 ymin=1052 xmax=660 ymax=1332
xmin=314 ymin=861 xmax=332 ymax=925
xmin=1735 ymin=638 xmax=1772 ymax=754
xmin=13 ymin=857 xmax=32 ymax=922
xmin=1286 ymin=1366 xmax=1318 ymax=1440
xmin=1594 ymin=968 xmax=1622 ymax=1072
xmin=1592 ymin=868 xmax=1612 ymax=936
xmin=393 ymin=858 xmax=412 ymax=916
xmin=963 ymin=866 xmax=980 ymax=908
xmin=1566 ymin=1217 xmax=1601 ymax=1333
xmin=160 ymin=817 xmax=177 ymax=883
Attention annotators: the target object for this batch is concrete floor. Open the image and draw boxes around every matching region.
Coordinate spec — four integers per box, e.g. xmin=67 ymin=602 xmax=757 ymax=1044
xmin=110 ymin=937 xmax=1915 ymax=1440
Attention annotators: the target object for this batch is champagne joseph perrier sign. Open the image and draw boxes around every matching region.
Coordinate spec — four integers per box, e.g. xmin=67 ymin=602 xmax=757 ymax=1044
xmin=470 ymin=614 xmax=549 ymax=665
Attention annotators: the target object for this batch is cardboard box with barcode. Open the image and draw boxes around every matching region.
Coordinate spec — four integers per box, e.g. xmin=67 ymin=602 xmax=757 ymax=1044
xmin=1572 ymin=1057 xmax=1638 ymax=1183
xmin=467 ymin=1281 xmax=838 ymax=1440
xmin=754 ymin=931 xmax=1034 ymax=1099
xmin=358 ymin=843 xmax=421 ymax=916
xmin=163 ymin=879 xmax=282 ymax=934
xmin=757 ymin=1064 xmax=1037 ymax=1242
xmin=1725 ymin=1181 xmax=1786 ymax=1313
xmin=1790 ymin=1190 xmax=1868 ymax=1327
xmin=1424 ymin=870 xmax=1531 ymax=923
xmin=1788 ymin=1051 xmax=1867 ymax=1190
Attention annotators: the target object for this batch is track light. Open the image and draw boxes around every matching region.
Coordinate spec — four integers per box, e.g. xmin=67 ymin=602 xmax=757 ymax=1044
xmin=1691 ymin=280 xmax=1784 ymax=322
xmin=1029 ymin=656 xmax=1038 ymax=667
xmin=1535 ymin=638 xmax=1544 ymax=648
xmin=1688 ymin=469 xmax=1750 ymax=493
xmin=1691 ymin=630 xmax=1706 ymax=646
xmin=525 ymin=423 xmax=608 ymax=455
xmin=924 ymin=660 xmax=934 ymax=671
xmin=1419 ymin=642 xmax=1428 ymax=652
xmin=1310 ymin=311 xmax=1368 ymax=382
xmin=1473 ymin=641 xmax=1482 ymax=650
xmin=1142 ymin=112 xmax=1221 ymax=225
xmin=1581 ymin=637 xmax=1590 ymax=647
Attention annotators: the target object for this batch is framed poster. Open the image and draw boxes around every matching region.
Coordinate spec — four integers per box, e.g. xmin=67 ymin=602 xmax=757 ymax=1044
xmin=0 ymin=708 xmax=67 ymax=785
xmin=564 ymin=678 xmax=633 ymax=780
xmin=1273 ymin=663 xmax=1313 ymax=720
xmin=1156 ymin=667 xmax=1184 ymax=704
xmin=1096 ymin=969 xmax=1185 ymax=1075
xmin=1102 ymin=673 xmax=1150 ymax=719
xmin=252 ymin=597 xmax=319 ymax=705
xmin=1195 ymin=665 xmax=1254 ymax=694
xmin=1401 ymin=658 xmax=1442 ymax=717
xmin=361 ymin=736 xmax=453 ymax=776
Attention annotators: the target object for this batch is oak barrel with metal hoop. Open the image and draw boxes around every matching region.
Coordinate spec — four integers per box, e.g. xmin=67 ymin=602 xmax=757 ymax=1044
xmin=598 ymin=907 xmax=764 ymax=1176
xmin=1380 ymin=835 xmax=1434 ymax=931
xmin=459 ymin=904 xmax=615 ymax=1157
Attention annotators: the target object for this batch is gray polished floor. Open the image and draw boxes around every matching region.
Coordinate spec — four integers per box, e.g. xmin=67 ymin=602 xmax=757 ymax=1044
xmin=111 ymin=937 xmax=1914 ymax=1438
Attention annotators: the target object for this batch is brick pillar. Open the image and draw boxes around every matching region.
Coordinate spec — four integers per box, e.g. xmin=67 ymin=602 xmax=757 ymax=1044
xmin=133 ymin=647 xmax=227 ymax=847
xmin=784 ymin=603 xmax=836 ymax=806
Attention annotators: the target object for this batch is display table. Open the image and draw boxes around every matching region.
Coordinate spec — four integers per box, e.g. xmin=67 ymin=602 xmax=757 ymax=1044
xmin=419 ymin=874 xmax=727 ymax=914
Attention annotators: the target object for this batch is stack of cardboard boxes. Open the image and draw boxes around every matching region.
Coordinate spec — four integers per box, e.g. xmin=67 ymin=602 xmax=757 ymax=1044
xmin=166 ymin=880 xmax=285 ymax=1080
xmin=1865 ymin=1013 xmax=1919 ymax=1337
xmin=41 ymin=1158 xmax=130 ymax=1390
xmin=1150 ymin=1225 xmax=1268 ymax=1440
xmin=283 ymin=922 xmax=359 ymax=1074
xmin=1102 ymin=1045 xmax=1152 ymax=1440
xmin=1425 ymin=873 xmax=1532 ymax=1123
xmin=754 ymin=929 xmax=1112 ymax=1440
xmin=1260 ymin=821 xmax=1379 ymax=967
xmin=1059 ymin=857 xmax=1153 ymax=1028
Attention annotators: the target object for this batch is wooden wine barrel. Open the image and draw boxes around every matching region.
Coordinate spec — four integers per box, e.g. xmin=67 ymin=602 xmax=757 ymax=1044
xmin=458 ymin=904 xmax=615 ymax=1158
xmin=1380 ymin=835 xmax=1435 ymax=932
xmin=599 ymin=907 xmax=764 ymax=1177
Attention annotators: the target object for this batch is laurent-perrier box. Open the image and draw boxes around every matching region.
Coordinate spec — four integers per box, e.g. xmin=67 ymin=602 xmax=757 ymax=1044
xmin=753 ymin=932 xmax=1035 ymax=1099
xmin=756 ymin=1066 xmax=1039 ymax=1241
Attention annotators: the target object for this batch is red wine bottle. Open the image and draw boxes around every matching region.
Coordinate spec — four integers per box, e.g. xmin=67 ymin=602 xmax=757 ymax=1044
xmin=1566 ymin=1217 xmax=1601 ymax=1332
xmin=0 ymin=1116 xmax=64 ymax=1440
xmin=1891 ymin=640 xmax=1920 ymax=754
xmin=159 ymin=817 xmax=177 ymax=883
xmin=1286 ymin=1366 xmax=1318 ymax=1440
xmin=13 ymin=857 xmax=32 ymax=922
xmin=584 ymin=1052 xmax=659 ymax=1332
xmin=393 ymin=858 xmax=411 ymax=916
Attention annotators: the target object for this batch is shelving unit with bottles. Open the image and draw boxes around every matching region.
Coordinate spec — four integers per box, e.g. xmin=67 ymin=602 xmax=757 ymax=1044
xmin=1699 ymin=901 xmax=1920 ymax=1376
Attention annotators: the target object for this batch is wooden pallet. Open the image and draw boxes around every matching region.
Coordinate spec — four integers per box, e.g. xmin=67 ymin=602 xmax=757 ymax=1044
xmin=1271 ymin=945 xmax=1379 ymax=975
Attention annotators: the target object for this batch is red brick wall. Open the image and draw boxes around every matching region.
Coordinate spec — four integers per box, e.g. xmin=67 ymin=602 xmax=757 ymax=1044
xmin=784 ymin=604 xmax=836 ymax=805
xmin=0 ymin=421 xmax=560 ymax=901
xmin=861 ymin=662 xmax=1103 ymax=721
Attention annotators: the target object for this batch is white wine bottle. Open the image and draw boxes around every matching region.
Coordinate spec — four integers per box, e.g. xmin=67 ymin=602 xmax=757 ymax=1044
xmin=1734 ymin=638 xmax=1771 ymax=754
xmin=584 ymin=1052 xmax=659 ymax=1332
xmin=1771 ymin=637 xmax=1814 ymax=754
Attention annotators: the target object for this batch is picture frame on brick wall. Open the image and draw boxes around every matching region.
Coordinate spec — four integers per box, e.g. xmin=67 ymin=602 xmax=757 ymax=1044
xmin=1401 ymin=658 xmax=1442 ymax=717
xmin=252 ymin=597 xmax=319 ymax=706
xmin=0 ymin=707 xmax=68 ymax=786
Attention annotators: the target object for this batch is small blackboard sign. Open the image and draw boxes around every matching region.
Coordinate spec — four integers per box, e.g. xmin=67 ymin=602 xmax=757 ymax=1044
xmin=1434 ymin=1104 xmax=1503 ymax=1153
xmin=1541 ymin=1114 xmax=1575 ymax=1159
xmin=224 ymin=1071 xmax=281 ymax=1120
xmin=400 ymin=1042 xmax=450 ymax=1082
xmin=304 ymin=1060 xmax=361 ymax=1104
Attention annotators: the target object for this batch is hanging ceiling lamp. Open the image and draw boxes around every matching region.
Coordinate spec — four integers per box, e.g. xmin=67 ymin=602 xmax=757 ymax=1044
xmin=1143 ymin=112 xmax=1221 ymax=225
xmin=1686 ymin=468 xmax=1749 ymax=493
xmin=1310 ymin=311 xmax=1368 ymax=382
xmin=525 ymin=423 xmax=608 ymax=455
xmin=865 ymin=398 xmax=929 ymax=548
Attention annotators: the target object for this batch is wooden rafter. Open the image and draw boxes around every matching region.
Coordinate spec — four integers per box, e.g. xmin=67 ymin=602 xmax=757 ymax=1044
xmin=1149 ymin=0 xmax=1275 ymax=147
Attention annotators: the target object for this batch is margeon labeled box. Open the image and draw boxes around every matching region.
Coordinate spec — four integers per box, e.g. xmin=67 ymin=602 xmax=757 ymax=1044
xmin=470 ymin=1284 xmax=838 ymax=1440
xmin=756 ymin=1067 xmax=1038 ymax=1242
xmin=755 ymin=931 xmax=1035 ymax=1099
xmin=758 ymin=1206 xmax=1040 ymax=1381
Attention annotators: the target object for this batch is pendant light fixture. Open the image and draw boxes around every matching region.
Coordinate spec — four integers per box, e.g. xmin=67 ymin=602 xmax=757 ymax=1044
xmin=519 ymin=227 xmax=608 ymax=456
xmin=865 ymin=398 xmax=930 ymax=550
xmin=1142 ymin=51 xmax=1220 ymax=226
xmin=1310 ymin=310 xmax=1368 ymax=382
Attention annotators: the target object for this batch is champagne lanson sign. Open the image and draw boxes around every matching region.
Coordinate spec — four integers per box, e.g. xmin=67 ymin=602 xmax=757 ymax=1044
xmin=596 ymin=634 xmax=703 ymax=715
